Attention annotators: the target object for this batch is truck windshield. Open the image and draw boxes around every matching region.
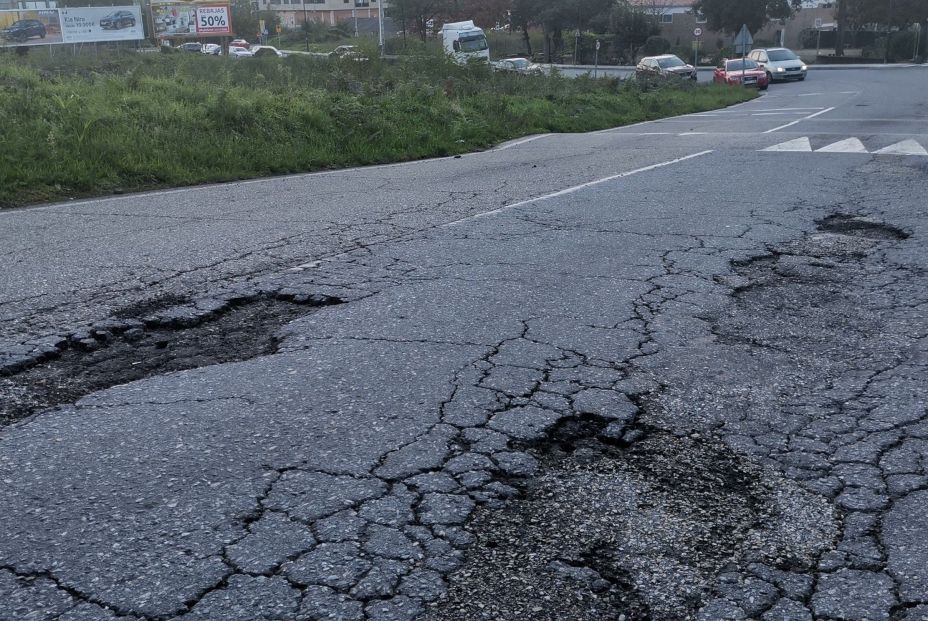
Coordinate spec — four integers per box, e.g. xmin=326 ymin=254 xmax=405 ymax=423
xmin=459 ymin=35 xmax=488 ymax=52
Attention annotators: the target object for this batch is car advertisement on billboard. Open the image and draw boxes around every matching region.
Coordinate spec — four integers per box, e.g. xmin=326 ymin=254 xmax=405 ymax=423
xmin=0 ymin=9 xmax=62 ymax=46
xmin=0 ymin=6 xmax=143 ymax=47
xmin=59 ymin=6 xmax=144 ymax=43
xmin=151 ymin=2 xmax=232 ymax=38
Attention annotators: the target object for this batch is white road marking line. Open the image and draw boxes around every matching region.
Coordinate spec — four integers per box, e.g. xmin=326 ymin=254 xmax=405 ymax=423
xmin=874 ymin=139 xmax=928 ymax=156
xmin=797 ymin=93 xmax=825 ymax=97
xmin=446 ymin=150 xmax=714 ymax=227
xmin=762 ymin=137 xmax=812 ymax=152
xmin=752 ymin=112 xmax=805 ymax=116
xmin=678 ymin=132 xmax=708 ymax=135
xmin=816 ymin=138 xmax=869 ymax=153
xmin=763 ymin=106 xmax=836 ymax=134
xmin=839 ymin=91 xmax=860 ymax=94
xmin=755 ymin=107 xmax=826 ymax=112
xmin=492 ymin=134 xmax=550 ymax=151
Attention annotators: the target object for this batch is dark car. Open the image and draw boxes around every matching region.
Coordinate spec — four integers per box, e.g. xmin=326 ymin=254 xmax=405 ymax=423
xmin=0 ymin=19 xmax=46 ymax=42
xmin=99 ymin=10 xmax=136 ymax=30
xmin=636 ymin=54 xmax=697 ymax=81
xmin=178 ymin=42 xmax=203 ymax=53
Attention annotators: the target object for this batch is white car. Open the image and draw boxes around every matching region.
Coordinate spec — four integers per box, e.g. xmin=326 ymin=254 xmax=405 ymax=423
xmin=493 ymin=57 xmax=544 ymax=75
xmin=748 ymin=48 xmax=807 ymax=82
xmin=201 ymin=43 xmax=221 ymax=55
xmin=228 ymin=46 xmax=253 ymax=58
xmin=251 ymin=45 xmax=286 ymax=58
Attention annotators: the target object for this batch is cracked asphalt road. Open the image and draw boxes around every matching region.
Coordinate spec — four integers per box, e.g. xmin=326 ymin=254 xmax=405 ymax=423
xmin=2 ymin=68 xmax=928 ymax=620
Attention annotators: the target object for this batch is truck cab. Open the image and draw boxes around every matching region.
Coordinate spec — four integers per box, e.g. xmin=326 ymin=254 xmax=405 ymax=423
xmin=440 ymin=20 xmax=489 ymax=64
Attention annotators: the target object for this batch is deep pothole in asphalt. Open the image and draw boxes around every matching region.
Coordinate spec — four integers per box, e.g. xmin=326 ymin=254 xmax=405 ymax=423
xmin=427 ymin=411 xmax=836 ymax=621
xmin=817 ymin=213 xmax=909 ymax=240
xmin=0 ymin=294 xmax=341 ymax=425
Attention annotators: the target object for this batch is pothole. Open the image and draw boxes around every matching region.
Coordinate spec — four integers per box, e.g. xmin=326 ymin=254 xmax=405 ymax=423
xmin=817 ymin=214 xmax=909 ymax=240
xmin=427 ymin=414 xmax=836 ymax=621
xmin=0 ymin=294 xmax=340 ymax=426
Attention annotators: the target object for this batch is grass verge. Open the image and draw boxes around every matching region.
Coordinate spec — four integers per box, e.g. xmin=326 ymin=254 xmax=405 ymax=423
xmin=0 ymin=49 xmax=755 ymax=208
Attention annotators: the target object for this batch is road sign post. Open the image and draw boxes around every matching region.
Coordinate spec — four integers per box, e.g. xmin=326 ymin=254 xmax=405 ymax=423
xmin=594 ymin=39 xmax=600 ymax=78
xmin=693 ymin=27 xmax=702 ymax=71
xmin=734 ymin=24 xmax=753 ymax=83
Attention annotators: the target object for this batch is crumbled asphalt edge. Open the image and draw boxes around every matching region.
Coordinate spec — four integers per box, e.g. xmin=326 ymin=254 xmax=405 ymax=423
xmin=1 ymin=212 xmax=925 ymax=621
xmin=0 ymin=290 xmax=343 ymax=425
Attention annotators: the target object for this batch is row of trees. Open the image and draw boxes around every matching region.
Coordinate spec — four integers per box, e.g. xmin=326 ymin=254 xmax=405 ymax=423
xmin=387 ymin=0 xmax=928 ymax=59
xmin=387 ymin=0 xmax=808 ymax=60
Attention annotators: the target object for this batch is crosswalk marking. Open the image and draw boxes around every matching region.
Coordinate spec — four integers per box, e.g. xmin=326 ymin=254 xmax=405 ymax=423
xmin=816 ymin=138 xmax=869 ymax=153
xmin=874 ymin=139 xmax=928 ymax=156
xmin=761 ymin=137 xmax=812 ymax=152
xmin=761 ymin=137 xmax=928 ymax=156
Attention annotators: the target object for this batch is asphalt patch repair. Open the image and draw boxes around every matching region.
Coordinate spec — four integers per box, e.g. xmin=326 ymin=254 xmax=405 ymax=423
xmin=0 ymin=293 xmax=340 ymax=426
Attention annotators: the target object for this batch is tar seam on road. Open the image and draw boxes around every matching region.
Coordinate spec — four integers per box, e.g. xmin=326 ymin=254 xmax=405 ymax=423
xmin=444 ymin=150 xmax=714 ymax=228
xmin=764 ymin=106 xmax=836 ymax=134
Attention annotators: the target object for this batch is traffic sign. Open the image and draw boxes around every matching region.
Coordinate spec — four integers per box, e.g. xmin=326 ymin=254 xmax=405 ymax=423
xmin=595 ymin=39 xmax=601 ymax=50
xmin=694 ymin=27 xmax=702 ymax=37
xmin=734 ymin=24 xmax=753 ymax=55
xmin=814 ymin=18 xmax=823 ymax=29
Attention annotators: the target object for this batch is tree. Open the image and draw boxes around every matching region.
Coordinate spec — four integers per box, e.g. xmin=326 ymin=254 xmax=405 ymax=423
xmin=590 ymin=1 xmax=660 ymax=61
xmin=387 ymin=0 xmax=454 ymax=41
xmin=693 ymin=0 xmax=801 ymax=34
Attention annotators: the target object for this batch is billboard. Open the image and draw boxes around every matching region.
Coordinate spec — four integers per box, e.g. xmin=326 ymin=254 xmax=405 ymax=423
xmin=60 ymin=6 xmax=144 ymax=43
xmin=0 ymin=9 xmax=62 ymax=46
xmin=151 ymin=2 xmax=231 ymax=38
xmin=0 ymin=6 xmax=143 ymax=47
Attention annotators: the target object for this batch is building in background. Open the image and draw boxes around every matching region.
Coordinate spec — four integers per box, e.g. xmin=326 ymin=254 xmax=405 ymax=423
xmin=260 ymin=0 xmax=387 ymax=31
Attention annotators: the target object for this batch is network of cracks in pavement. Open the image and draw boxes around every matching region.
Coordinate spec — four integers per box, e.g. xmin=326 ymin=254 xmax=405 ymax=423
xmin=2 ymin=210 xmax=928 ymax=621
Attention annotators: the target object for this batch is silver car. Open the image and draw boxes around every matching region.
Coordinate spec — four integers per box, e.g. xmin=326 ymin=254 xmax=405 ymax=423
xmin=748 ymin=48 xmax=807 ymax=82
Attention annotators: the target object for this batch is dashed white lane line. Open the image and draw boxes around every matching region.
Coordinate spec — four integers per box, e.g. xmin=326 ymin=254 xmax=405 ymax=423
xmin=446 ymin=150 xmax=715 ymax=226
xmin=763 ymin=107 xmax=836 ymax=134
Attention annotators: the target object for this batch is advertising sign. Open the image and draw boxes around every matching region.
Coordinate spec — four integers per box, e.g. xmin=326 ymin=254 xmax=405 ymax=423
xmin=152 ymin=2 xmax=232 ymax=38
xmin=60 ymin=7 xmax=144 ymax=43
xmin=0 ymin=6 xmax=143 ymax=47
xmin=0 ymin=9 xmax=63 ymax=47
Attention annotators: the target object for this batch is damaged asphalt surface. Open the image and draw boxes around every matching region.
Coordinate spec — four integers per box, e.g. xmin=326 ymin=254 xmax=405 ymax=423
xmin=2 ymin=69 xmax=928 ymax=620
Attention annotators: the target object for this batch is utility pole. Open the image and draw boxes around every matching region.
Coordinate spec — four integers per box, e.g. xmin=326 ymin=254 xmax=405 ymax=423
xmin=378 ymin=0 xmax=384 ymax=57
xmin=884 ymin=0 xmax=894 ymax=64
xmin=835 ymin=0 xmax=846 ymax=56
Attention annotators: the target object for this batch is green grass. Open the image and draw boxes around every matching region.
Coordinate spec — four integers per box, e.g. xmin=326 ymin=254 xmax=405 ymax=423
xmin=0 ymin=48 xmax=755 ymax=208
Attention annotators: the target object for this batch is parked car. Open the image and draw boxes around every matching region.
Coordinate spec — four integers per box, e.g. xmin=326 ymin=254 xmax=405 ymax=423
xmin=251 ymin=45 xmax=285 ymax=58
xmin=0 ymin=19 xmax=46 ymax=42
xmin=329 ymin=45 xmax=365 ymax=60
xmin=493 ymin=57 xmax=544 ymax=75
xmin=201 ymin=43 xmax=222 ymax=55
xmin=636 ymin=55 xmax=697 ymax=81
xmin=178 ymin=42 xmax=202 ymax=53
xmin=714 ymin=58 xmax=769 ymax=90
xmin=228 ymin=46 xmax=254 ymax=58
xmin=230 ymin=38 xmax=250 ymax=49
xmin=748 ymin=48 xmax=807 ymax=82
xmin=99 ymin=10 xmax=136 ymax=30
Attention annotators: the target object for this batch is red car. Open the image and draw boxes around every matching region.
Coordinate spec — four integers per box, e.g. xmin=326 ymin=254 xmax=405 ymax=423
xmin=714 ymin=58 xmax=769 ymax=90
xmin=230 ymin=38 xmax=250 ymax=49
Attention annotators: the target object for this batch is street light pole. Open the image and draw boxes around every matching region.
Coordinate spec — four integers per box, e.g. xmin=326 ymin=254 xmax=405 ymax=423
xmin=378 ymin=0 xmax=384 ymax=57
xmin=302 ymin=0 xmax=308 ymax=51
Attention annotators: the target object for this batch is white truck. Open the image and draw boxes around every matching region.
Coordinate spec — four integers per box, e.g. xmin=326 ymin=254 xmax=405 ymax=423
xmin=440 ymin=20 xmax=489 ymax=64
